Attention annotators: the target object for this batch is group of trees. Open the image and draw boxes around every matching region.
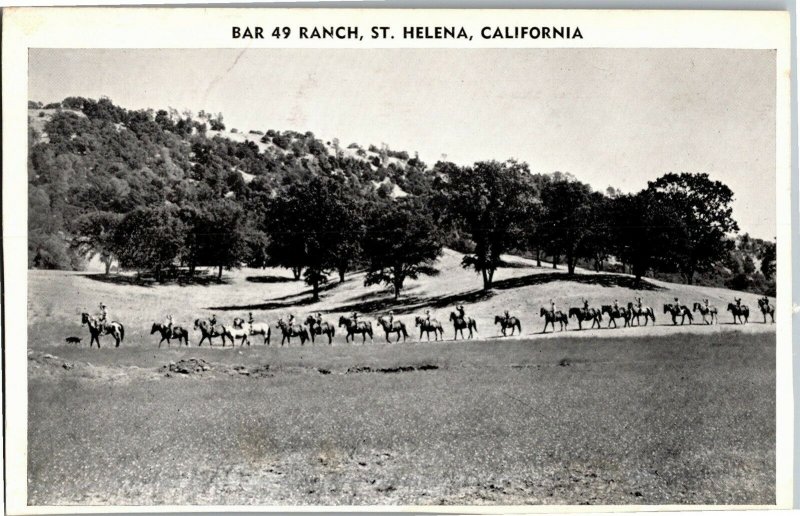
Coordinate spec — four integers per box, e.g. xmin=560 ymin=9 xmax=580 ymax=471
xmin=29 ymin=96 xmax=776 ymax=297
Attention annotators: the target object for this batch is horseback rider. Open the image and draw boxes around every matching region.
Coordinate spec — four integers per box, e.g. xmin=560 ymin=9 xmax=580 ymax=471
xmin=582 ymin=298 xmax=589 ymax=315
xmin=315 ymin=312 xmax=323 ymax=327
xmin=550 ymin=299 xmax=556 ymax=317
xmin=673 ymin=297 xmax=680 ymax=311
xmin=165 ymin=314 xmax=174 ymax=334
xmin=613 ymin=299 xmax=620 ymax=312
xmin=248 ymin=312 xmax=255 ymax=325
xmin=703 ymin=298 xmax=710 ymax=310
xmin=425 ymin=309 xmax=431 ymax=323
xmin=210 ymin=314 xmax=217 ymax=326
xmin=734 ymin=297 xmax=742 ymax=309
xmin=352 ymin=312 xmax=359 ymax=326
xmin=504 ymin=310 xmax=510 ymax=324
xmin=456 ymin=304 xmax=465 ymax=320
xmin=98 ymin=302 xmax=109 ymax=324
xmin=287 ymin=313 xmax=296 ymax=327
xmin=760 ymin=296 xmax=770 ymax=310
xmin=388 ymin=310 xmax=394 ymax=325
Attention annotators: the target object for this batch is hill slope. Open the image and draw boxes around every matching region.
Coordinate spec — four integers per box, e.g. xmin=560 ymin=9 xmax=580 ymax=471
xmin=28 ymin=248 xmax=775 ymax=350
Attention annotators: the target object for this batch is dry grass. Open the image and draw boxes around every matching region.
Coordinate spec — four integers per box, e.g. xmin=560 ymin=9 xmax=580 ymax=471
xmin=27 ymin=253 xmax=776 ymax=505
xmin=28 ymin=331 xmax=775 ymax=506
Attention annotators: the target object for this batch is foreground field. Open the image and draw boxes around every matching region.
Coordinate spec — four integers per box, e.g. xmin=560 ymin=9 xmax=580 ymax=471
xmin=28 ymin=330 xmax=775 ymax=506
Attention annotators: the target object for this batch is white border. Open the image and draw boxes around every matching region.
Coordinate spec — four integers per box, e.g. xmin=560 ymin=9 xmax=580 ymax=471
xmin=2 ymin=7 xmax=792 ymax=514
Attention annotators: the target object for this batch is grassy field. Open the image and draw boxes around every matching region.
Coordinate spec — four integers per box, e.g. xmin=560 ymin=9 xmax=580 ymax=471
xmin=28 ymin=330 xmax=775 ymax=506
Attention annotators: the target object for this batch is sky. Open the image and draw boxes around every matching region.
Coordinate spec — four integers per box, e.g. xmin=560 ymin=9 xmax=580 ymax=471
xmin=29 ymin=48 xmax=777 ymax=239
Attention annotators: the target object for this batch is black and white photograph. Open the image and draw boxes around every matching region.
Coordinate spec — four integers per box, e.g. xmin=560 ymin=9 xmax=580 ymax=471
xmin=3 ymin=7 xmax=792 ymax=512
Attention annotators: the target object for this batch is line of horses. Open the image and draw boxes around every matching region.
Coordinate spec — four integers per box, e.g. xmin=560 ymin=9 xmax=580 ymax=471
xmin=78 ymin=298 xmax=775 ymax=348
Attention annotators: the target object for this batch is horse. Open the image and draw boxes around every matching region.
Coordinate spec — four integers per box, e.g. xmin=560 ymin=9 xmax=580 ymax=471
xmin=193 ymin=318 xmax=233 ymax=347
xmin=338 ymin=316 xmax=374 ymax=343
xmin=150 ymin=322 xmax=190 ymax=348
xmin=226 ymin=324 xmax=250 ymax=346
xmin=663 ymin=304 xmax=693 ymax=325
xmin=305 ymin=315 xmax=336 ymax=344
xmin=627 ymin=302 xmax=656 ymax=326
xmin=233 ymin=317 xmax=271 ymax=344
xmin=494 ymin=315 xmax=522 ymax=336
xmin=81 ymin=313 xmax=125 ymax=348
xmin=568 ymin=307 xmax=602 ymax=330
xmin=539 ymin=308 xmax=568 ymax=333
xmin=692 ymin=303 xmax=718 ymax=325
xmin=758 ymin=298 xmax=775 ymax=324
xmin=727 ymin=303 xmax=750 ymax=325
xmin=277 ymin=319 xmax=309 ymax=345
xmin=376 ymin=316 xmax=409 ymax=343
xmin=449 ymin=312 xmax=478 ymax=340
xmin=414 ymin=316 xmax=444 ymax=341
xmin=601 ymin=305 xmax=630 ymax=328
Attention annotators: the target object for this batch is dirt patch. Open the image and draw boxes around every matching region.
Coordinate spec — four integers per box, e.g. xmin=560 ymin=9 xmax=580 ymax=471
xmin=163 ymin=358 xmax=212 ymax=376
xmin=227 ymin=364 xmax=273 ymax=377
xmin=346 ymin=364 xmax=438 ymax=374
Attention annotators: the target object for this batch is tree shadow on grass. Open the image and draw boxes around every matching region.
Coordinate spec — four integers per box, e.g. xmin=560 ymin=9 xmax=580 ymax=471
xmin=83 ymin=272 xmax=232 ymax=287
xmin=245 ymin=275 xmax=297 ymax=284
xmin=207 ymin=280 xmax=343 ymax=311
xmin=491 ymin=272 xmax=665 ymax=292
xmin=330 ymin=289 xmax=494 ymax=316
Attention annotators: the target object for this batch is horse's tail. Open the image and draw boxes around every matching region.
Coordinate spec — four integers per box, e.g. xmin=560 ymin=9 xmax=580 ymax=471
xmin=516 ymin=320 xmax=522 ymax=332
xmin=119 ymin=323 xmax=125 ymax=342
xmin=472 ymin=320 xmax=478 ymax=332
xmin=649 ymin=310 xmax=656 ymax=322
xmin=401 ymin=323 xmax=408 ymax=338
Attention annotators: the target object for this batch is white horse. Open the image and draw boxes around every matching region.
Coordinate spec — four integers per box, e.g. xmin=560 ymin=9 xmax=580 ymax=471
xmin=233 ymin=317 xmax=271 ymax=344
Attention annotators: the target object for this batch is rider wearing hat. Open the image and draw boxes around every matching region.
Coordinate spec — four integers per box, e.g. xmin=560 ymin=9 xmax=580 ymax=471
xmin=165 ymin=314 xmax=174 ymax=333
xmin=99 ymin=303 xmax=109 ymax=323
xmin=613 ymin=299 xmax=620 ymax=312
xmin=456 ymin=305 xmax=466 ymax=319
xmin=387 ymin=310 xmax=394 ymax=325
xmin=425 ymin=309 xmax=431 ymax=323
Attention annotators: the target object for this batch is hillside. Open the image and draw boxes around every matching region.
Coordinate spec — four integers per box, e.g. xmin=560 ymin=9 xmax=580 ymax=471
xmin=28 ymin=247 xmax=775 ymax=350
xmin=27 ymin=97 xmax=776 ymax=296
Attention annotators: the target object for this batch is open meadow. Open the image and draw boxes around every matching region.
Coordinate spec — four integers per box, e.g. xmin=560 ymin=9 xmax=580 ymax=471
xmin=26 ymin=253 xmax=777 ymax=506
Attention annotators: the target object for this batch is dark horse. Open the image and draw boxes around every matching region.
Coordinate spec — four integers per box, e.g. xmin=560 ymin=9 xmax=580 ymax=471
xmin=494 ymin=315 xmax=522 ymax=336
xmin=338 ymin=316 xmax=373 ymax=343
xmin=377 ymin=316 xmax=409 ymax=343
xmin=601 ymin=306 xmax=630 ymax=328
xmin=692 ymin=303 xmax=718 ymax=325
xmin=150 ymin=322 xmax=190 ymax=348
xmin=568 ymin=307 xmax=602 ymax=330
xmin=627 ymin=302 xmax=656 ymax=326
xmin=663 ymin=304 xmax=693 ymax=325
xmin=305 ymin=315 xmax=336 ymax=344
xmin=540 ymin=308 xmax=568 ymax=333
xmin=727 ymin=303 xmax=750 ymax=324
xmin=194 ymin=318 xmax=233 ymax=347
xmin=277 ymin=319 xmax=309 ymax=345
xmin=81 ymin=313 xmax=124 ymax=348
xmin=414 ymin=316 xmax=444 ymax=341
xmin=758 ymin=298 xmax=775 ymax=324
xmin=449 ymin=312 xmax=478 ymax=340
